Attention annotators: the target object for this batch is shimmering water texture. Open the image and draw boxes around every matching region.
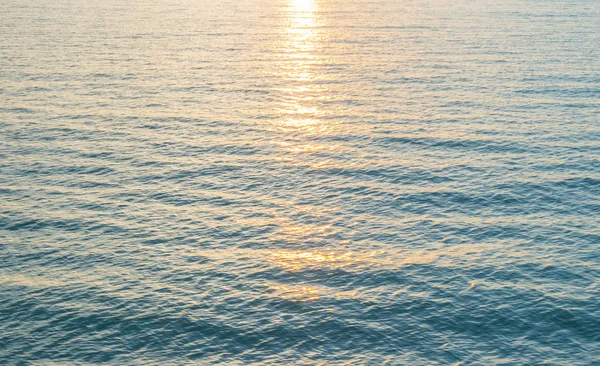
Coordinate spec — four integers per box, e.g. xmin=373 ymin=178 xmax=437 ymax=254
xmin=2 ymin=0 xmax=600 ymax=364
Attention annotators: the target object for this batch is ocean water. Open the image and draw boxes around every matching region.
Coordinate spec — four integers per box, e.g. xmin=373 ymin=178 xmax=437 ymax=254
xmin=1 ymin=0 xmax=600 ymax=364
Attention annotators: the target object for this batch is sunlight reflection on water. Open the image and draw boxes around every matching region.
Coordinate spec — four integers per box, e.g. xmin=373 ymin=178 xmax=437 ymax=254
xmin=276 ymin=0 xmax=334 ymax=136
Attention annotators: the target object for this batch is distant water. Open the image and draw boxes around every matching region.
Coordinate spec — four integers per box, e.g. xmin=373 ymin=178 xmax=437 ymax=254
xmin=1 ymin=0 xmax=599 ymax=364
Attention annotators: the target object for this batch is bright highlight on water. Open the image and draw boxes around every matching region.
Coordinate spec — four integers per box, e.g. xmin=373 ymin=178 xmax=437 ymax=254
xmin=1 ymin=0 xmax=599 ymax=364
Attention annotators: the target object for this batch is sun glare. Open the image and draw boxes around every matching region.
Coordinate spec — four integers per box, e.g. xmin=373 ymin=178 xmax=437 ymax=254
xmin=292 ymin=0 xmax=316 ymax=12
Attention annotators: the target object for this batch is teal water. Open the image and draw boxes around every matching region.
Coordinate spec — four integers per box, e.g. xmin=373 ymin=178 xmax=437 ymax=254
xmin=1 ymin=0 xmax=600 ymax=364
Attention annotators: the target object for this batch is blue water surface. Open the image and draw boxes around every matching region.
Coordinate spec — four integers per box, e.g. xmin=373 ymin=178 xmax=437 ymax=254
xmin=1 ymin=0 xmax=600 ymax=364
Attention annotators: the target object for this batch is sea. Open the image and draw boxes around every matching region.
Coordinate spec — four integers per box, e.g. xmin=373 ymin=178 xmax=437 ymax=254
xmin=1 ymin=0 xmax=599 ymax=364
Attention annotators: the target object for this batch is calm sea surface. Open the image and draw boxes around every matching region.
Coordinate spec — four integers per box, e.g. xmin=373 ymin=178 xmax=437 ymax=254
xmin=1 ymin=0 xmax=600 ymax=364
